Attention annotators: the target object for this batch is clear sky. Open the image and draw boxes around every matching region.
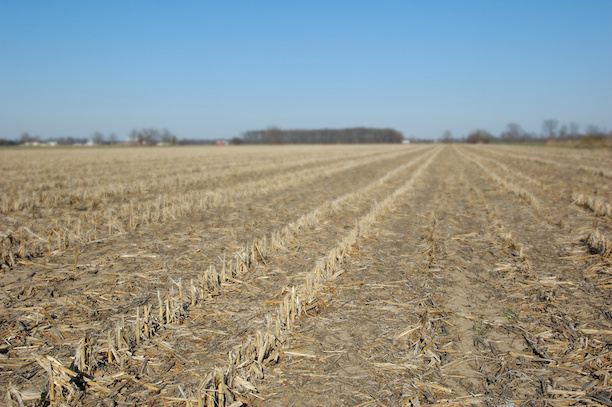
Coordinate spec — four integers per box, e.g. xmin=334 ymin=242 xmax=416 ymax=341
xmin=1 ymin=1 xmax=611 ymax=141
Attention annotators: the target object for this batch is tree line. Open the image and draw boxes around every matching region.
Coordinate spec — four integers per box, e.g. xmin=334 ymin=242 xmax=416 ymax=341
xmin=442 ymin=120 xmax=611 ymax=147
xmin=238 ymin=127 xmax=404 ymax=144
xmin=126 ymin=128 xmax=177 ymax=145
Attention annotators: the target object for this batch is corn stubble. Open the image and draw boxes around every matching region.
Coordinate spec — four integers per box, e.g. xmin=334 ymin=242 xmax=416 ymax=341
xmin=2 ymin=144 xmax=611 ymax=406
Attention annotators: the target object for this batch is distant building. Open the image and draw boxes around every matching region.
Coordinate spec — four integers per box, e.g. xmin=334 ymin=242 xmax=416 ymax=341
xmin=124 ymin=135 xmax=139 ymax=146
xmin=216 ymin=140 xmax=227 ymax=146
xmin=23 ymin=140 xmax=56 ymax=147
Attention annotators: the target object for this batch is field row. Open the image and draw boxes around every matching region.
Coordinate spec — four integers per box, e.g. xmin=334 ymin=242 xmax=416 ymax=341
xmin=1 ymin=145 xmax=610 ymax=406
xmin=2 ymin=145 xmax=439 ymax=404
xmin=1 ymin=146 xmax=426 ymax=269
xmin=255 ymin=146 xmax=611 ymax=405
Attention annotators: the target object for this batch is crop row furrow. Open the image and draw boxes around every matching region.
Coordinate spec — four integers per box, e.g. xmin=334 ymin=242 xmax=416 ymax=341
xmin=484 ymin=145 xmax=612 ymax=170
xmin=458 ymin=152 xmax=612 ymax=405
xmin=455 ymin=147 xmax=539 ymax=208
xmin=465 ymin=147 xmax=612 ymax=224
xmin=465 ymin=149 xmax=544 ymax=189
xmin=202 ymin=147 xmax=442 ymax=404
xmin=0 ymin=147 xmax=422 ymax=269
xmin=477 ymin=145 xmax=612 ymax=180
xmin=0 ymin=146 xmax=428 ymax=340
xmin=0 ymin=148 xmax=397 ymax=214
xmin=14 ymin=147 xmax=440 ymax=405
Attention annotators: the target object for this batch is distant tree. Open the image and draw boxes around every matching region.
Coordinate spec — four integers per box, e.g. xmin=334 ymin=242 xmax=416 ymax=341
xmin=580 ymin=125 xmax=609 ymax=147
xmin=20 ymin=132 xmax=37 ymax=144
xmin=441 ymin=130 xmax=454 ymax=143
xmin=0 ymin=138 xmax=17 ymax=146
xmin=585 ymin=124 xmax=601 ymax=136
xmin=92 ymin=131 xmax=105 ymax=145
xmin=127 ymin=128 xmax=178 ymax=146
xmin=230 ymin=137 xmax=244 ymax=145
xmin=160 ymin=128 xmax=177 ymax=144
xmin=242 ymin=127 xmax=403 ymax=144
xmin=263 ymin=126 xmax=283 ymax=144
xmin=542 ymin=119 xmax=559 ymax=140
xmin=139 ymin=128 xmax=160 ymax=145
xmin=500 ymin=123 xmax=524 ymax=143
xmin=568 ymin=122 xmax=580 ymax=138
xmin=466 ymin=129 xmax=494 ymax=144
xmin=109 ymin=133 xmax=118 ymax=145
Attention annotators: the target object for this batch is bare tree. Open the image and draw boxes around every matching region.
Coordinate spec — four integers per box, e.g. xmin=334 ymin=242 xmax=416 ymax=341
xmin=92 ymin=132 xmax=105 ymax=145
xmin=109 ymin=133 xmax=118 ymax=145
xmin=441 ymin=130 xmax=454 ymax=143
xmin=569 ymin=122 xmax=580 ymax=137
xmin=160 ymin=128 xmax=176 ymax=144
xmin=264 ymin=126 xmax=282 ymax=144
xmin=20 ymin=132 xmax=36 ymax=144
xmin=542 ymin=119 xmax=558 ymax=140
xmin=585 ymin=124 xmax=601 ymax=136
xmin=501 ymin=123 xmax=524 ymax=142
xmin=140 ymin=128 xmax=160 ymax=145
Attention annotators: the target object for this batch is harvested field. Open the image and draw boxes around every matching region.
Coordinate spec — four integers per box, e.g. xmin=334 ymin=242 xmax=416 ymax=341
xmin=1 ymin=144 xmax=611 ymax=406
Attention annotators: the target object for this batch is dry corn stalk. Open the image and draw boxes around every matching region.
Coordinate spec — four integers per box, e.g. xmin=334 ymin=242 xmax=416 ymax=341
xmin=36 ymin=355 xmax=81 ymax=403
xmin=586 ymin=230 xmax=609 ymax=255
xmin=573 ymin=193 xmax=612 ymax=218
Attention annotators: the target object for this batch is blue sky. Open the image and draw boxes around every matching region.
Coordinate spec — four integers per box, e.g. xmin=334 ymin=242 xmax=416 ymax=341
xmin=1 ymin=1 xmax=610 ymax=141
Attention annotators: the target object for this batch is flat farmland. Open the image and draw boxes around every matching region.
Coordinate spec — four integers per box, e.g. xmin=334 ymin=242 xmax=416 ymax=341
xmin=1 ymin=145 xmax=611 ymax=406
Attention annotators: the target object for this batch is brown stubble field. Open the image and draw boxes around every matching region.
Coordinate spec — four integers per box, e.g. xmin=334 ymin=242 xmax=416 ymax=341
xmin=0 ymin=144 xmax=611 ymax=406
